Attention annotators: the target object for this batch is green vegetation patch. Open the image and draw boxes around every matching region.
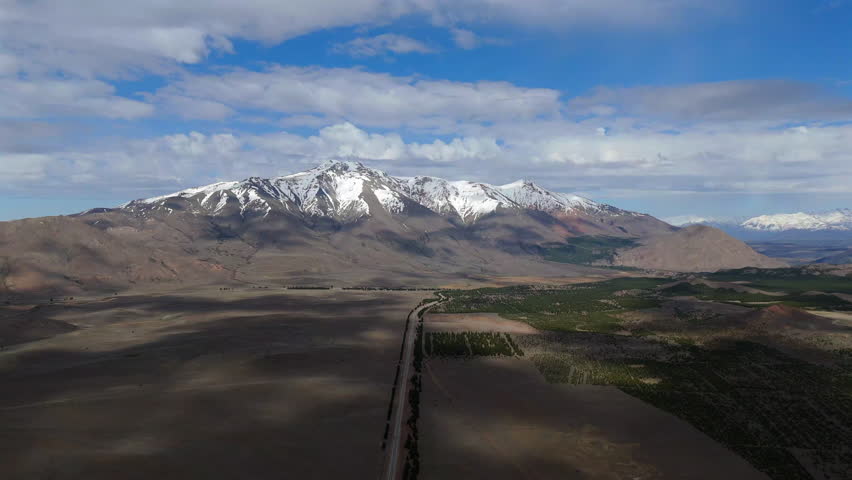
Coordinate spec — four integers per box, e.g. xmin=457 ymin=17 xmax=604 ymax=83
xmin=707 ymin=267 xmax=852 ymax=295
xmin=541 ymin=235 xmax=639 ymax=265
xmin=427 ymin=331 xmax=524 ymax=357
xmin=660 ymin=281 xmax=852 ymax=311
xmin=434 ymin=277 xmax=666 ymax=333
xmin=521 ymin=333 xmax=852 ymax=480
xmin=431 ymin=269 xmax=852 ymax=479
xmin=442 ymin=277 xmax=852 ymax=480
xmin=660 ymin=282 xmax=780 ymax=303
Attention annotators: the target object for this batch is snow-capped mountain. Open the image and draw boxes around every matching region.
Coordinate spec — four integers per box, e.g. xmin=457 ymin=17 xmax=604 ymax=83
xmin=664 ymin=210 xmax=852 ymax=246
xmin=742 ymin=209 xmax=852 ymax=232
xmin=126 ymin=160 xmax=642 ymax=224
xmin=663 ymin=215 xmax=739 ymax=227
xmin=664 ymin=210 xmax=852 ymax=233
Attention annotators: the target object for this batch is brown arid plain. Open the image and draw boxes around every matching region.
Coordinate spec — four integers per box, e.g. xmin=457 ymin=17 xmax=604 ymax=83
xmin=0 ymin=287 xmax=424 ymax=479
xmin=2 ymin=280 xmax=772 ymax=480
xmin=4 ymin=265 xmax=851 ymax=479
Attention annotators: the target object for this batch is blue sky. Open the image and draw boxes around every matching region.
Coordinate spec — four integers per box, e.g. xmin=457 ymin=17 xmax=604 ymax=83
xmin=1 ymin=0 xmax=852 ymax=221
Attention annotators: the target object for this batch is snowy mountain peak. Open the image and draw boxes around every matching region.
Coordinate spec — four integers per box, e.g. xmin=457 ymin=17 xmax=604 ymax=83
xmin=126 ymin=162 xmax=639 ymax=224
xmin=497 ymin=179 xmax=605 ymax=215
xmin=663 ymin=215 xmax=740 ymax=227
xmin=742 ymin=209 xmax=852 ymax=232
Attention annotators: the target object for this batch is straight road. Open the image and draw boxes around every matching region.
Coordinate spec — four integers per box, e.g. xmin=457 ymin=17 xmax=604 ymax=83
xmin=382 ymin=298 xmax=440 ymax=480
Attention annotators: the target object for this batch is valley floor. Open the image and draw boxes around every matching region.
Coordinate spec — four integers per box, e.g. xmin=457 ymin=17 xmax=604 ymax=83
xmin=0 ymin=288 xmax=423 ymax=480
xmin=3 ymin=268 xmax=851 ymax=480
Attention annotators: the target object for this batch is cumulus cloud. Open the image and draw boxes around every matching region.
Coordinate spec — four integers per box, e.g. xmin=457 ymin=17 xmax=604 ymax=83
xmin=0 ymin=154 xmax=51 ymax=183
xmin=0 ymin=0 xmax=735 ymax=128
xmin=0 ymin=78 xmax=153 ymax=120
xmin=569 ymin=80 xmax=852 ymax=124
xmin=155 ymin=66 xmax=562 ymax=128
xmin=251 ymin=123 xmax=498 ymax=164
xmin=4 ymin=121 xmax=852 ymax=202
xmin=0 ymin=1 xmax=404 ymax=77
xmin=409 ymin=136 xmax=502 ymax=162
xmin=332 ymin=34 xmax=435 ymax=57
xmin=0 ymin=1 xmax=729 ymax=78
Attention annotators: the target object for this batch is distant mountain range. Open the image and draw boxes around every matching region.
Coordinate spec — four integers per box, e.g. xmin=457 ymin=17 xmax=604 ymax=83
xmin=666 ymin=210 xmax=852 ymax=244
xmin=667 ymin=209 xmax=852 ymax=232
xmin=742 ymin=209 xmax=852 ymax=232
xmin=0 ymin=161 xmax=785 ymax=297
xmin=665 ymin=210 xmax=852 ymax=264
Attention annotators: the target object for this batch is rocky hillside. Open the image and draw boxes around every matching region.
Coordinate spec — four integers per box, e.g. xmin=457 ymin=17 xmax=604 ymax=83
xmin=613 ymin=225 xmax=788 ymax=272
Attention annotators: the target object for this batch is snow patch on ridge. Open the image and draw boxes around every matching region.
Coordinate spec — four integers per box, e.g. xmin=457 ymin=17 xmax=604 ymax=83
xmin=497 ymin=179 xmax=601 ymax=214
xmin=126 ymin=160 xmax=638 ymax=223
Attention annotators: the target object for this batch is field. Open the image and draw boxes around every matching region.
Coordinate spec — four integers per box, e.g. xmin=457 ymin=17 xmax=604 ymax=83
xmin=429 ymin=271 xmax=852 ymax=480
xmin=706 ymin=267 xmax=852 ymax=295
xmin=423 ymin=313 xmax=538 ymax=334
xmin=419 ymin=357 xmax=768 ymax=479
xmin=0 ymin=287 xmax=424 ymax=480
xmin=519 ymin=335 xmax=852 ymax=479
xmin=431 ymin=277 xmax=667 ymax=333
xmin=427 ymin=331 xmax=523 ymax=357
xmin=420 ymin=298 xmax=767 ymax=479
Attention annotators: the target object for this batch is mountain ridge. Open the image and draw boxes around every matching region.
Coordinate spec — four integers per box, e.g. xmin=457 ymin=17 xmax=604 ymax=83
xmin=0 ymin=161 xmax=786 ymax=297
xmin=666 ymin=209 xmax=852 ymax=233
xmin=122 ymin=160 xmax=645 ymax=225
xmin=742 ymin=209 xmax=852 ymax=232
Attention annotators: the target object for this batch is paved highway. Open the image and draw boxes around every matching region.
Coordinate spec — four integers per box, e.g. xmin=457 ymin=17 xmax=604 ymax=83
xmin=382 ymin=298 xmax=440 ymax=480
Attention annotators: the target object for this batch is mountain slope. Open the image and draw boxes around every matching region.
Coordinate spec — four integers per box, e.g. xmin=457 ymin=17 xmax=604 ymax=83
xmin=613 ymin=225 xmax=788 ymax=272
xmin=0 ymin=161 xmax=785 ymax=296
xmin=0 ymin=215 xmax=231 ymax=295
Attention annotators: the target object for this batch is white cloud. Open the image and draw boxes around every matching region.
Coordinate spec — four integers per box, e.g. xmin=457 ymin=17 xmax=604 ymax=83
xmin=251 ymin=123 xmax=497 ymax=163
xmin=161 ymin=96 xmax=234 ymax=121
xmin=569 ymin=80 xmax=852 ymax=124
xmin=0 ymin=1 xmax=409 ymax=77
xmin=408 ymin=136 xmax=501 ymax=162
xmin=0 ymin=1 xmax=730 ymax=78
xmin=4 ymin=122 xmax=852 ymax=201
xmin=155 ymin=65 xmax=562 ymax=128
xmin=0 ymin=121 xmax=66 ymax=153
xmin=0 ymin=53 xmax=18 ymax=75
xmin=428 ymin=0 xmax=733 ymax=29
xmin=310 ymin=123 xmax=408 ymax=160
xmin=0 ymin=154 xmax=51 ymax=182
xmin=449 ymin=28 xmax=507 ymax=50
xmin=0 ymin=78 xmax=153 ymax=119
xmin=332 ymin=34 xmax=435 ymax=57
xmin=451 ymin=28 xmax=479 ymax=49
xmin=160 ymin=132 xmax=243 ymax=157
